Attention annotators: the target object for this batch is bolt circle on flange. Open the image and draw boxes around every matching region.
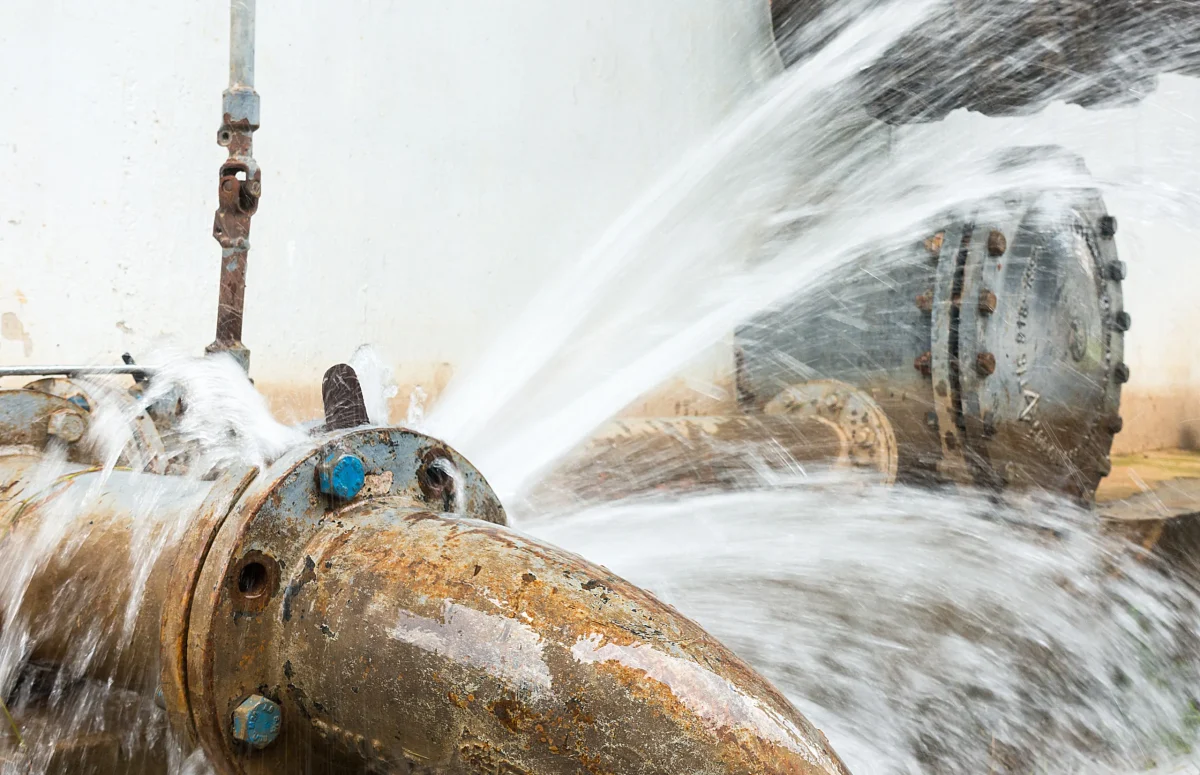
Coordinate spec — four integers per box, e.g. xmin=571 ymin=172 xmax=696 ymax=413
xmin=763 ymin=379 xmax=899 ymax=483
xmin=231 ymin=695 xmax=281 ymax=749
xmin=181 ymin=427 xmax=506 ymax=772
xmin=317 ymin=452 xmax=366 ymax=500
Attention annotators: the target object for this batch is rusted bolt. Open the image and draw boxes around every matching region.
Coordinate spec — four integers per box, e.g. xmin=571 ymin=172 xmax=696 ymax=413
xmin=915 ymin=290 xmax=934 ymax=314
xmin=222 ymin=179 xmax=234 ymax=192
xmin=1099 ymin=215 xmax=1118 ymax=238
xmin=987 ymin=230 xmax=1007 ymax=257
xmin=1112 ymin=311 xmax=1131 ymax=332
xmin=317 ymin=453 xmax=366 ymax=501
xmin=924 ymin=232 xmax=944 ymax=257
xmin=978 ymin=289 xmax=998 ymax=316
xmin=1106 ymin=415 xmax=1124 ymax=434
xmin=914 ymin=351 xmax=933 ymax=377
xmin=47 ymin=411 xmax=86 ymax=444
xmin=1113 ymin=362 xmax=1131 ymax=384
xmin=975 ymin=352 xmax=997 ymax=377
xmin=245 ymin=180 xmax=262 ymax=197
xmin=231 ymin=695 xmax=281 ymax=749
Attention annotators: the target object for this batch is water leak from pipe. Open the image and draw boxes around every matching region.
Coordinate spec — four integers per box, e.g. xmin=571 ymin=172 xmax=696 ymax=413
xmin=4 ymin=1 xmax=1200 ymax=773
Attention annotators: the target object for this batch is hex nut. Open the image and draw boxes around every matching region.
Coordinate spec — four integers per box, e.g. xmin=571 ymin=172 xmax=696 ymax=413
xmin=317 ymin=453 xmax=366 ymax=501
xmin=914 ymin=351 xmax=933 ymax=377
xmin=1099 ymin=215 xmax=1118 ymax=238
xmin=1106 ymin=415 xmax=1124 ymax=434
xmin=975 ymin=352 xmax=997 ymax=377
xmin=1113 ymin=362 xmax=1131 ymax=384
xmin=987 ymin=230 xmax=1007 ymax=257
xmin=47 ymin=411 xmax=86 ymax=444
xmin=1113 ymin=311 xmax=1131 ymax=332
xmin=978 ymin=289 xmax=998 ymax=316
xmin=231 ymin=695 xmax=281 ymax=749
xmin=1106 ymin=261 xmax=1127 ymax=281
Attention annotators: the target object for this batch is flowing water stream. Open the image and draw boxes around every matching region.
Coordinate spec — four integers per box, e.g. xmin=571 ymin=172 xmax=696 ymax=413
xmin=4 ymin=1 xmax=1200 ymax=773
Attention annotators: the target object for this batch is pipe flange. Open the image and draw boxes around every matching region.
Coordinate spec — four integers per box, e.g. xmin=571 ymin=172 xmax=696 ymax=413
xmin=23 ymin=377 xmax=168 ymax=472
xmin=182 ymin=427 xmax=504 ymax=772
xmin=0 ymin=389 xmax=93 ymax=464
xmin=762 ymin=379 xmax=899 ymax=484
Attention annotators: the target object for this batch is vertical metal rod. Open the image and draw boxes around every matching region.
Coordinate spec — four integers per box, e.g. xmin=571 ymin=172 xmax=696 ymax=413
xmin=229 ymin=0 xmax=256 ymax=88
xmin=207 ymin=0 xmax=262 ymax=373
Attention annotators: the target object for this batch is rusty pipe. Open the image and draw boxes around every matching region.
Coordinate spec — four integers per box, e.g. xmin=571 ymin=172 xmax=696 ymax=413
xmin=1 ymin=427 xmax=853 ymax=773
xmin=532 ymin=381 xmax=898 ymax=508
xmin=0 ymin=456 xmax=213 ymax=693
xmin=188 ymin=499 xmax=849 ymax=774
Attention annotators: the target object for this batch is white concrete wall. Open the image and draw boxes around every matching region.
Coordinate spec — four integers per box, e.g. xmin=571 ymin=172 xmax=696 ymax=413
xmin=0 ymin=1 xmax=777 ymax=414
xmin=2 ymin=3 xmax=1196 ymax=451
xmin=894 ymin=76 xmax=1200 ymax=452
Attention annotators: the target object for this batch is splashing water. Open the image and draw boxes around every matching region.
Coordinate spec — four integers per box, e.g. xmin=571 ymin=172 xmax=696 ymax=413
xmin=4 ymin=1 xmax=1200 ymax=773
xmin=526 ymin=482 xmax=1200 ymax=774
xmin=421 ymin=0 xmax=1111 ymax=502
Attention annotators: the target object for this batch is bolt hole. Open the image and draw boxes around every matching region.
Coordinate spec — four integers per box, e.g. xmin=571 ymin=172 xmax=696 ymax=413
xmin=238 ymin=562 xmax=268 ymax=599
xmin=418 ymin=452 xmax=460 ymax=511
xmin=426 ymin=459 xmax=453 ymax=489
xmin=218 ymin=130 xmax=232 ymax=145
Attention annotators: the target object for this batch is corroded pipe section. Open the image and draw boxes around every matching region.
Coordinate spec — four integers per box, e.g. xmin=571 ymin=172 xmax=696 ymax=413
xmin=1 ymin=421 xmax=854 ymax=773
xmin=178 ymin=427 xmax=851 ymax=774
xmin=0 ymin=456 xmax=212 ymax=692
xmin=533 ymin=381 xmax=896 ymax=508
xmin=191 ymin=500 xmax=850 ymax=774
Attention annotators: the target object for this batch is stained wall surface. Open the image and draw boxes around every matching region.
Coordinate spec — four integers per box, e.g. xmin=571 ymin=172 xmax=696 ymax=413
xmin=0 ymin=1 xmax=777 ymax=417
xmin=1 ymin=3 xmax=1194 ymax=453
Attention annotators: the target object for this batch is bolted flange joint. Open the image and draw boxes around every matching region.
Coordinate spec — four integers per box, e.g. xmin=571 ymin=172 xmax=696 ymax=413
xmin=231 ymin=694 xmax=281 ymax=749
xmin=317 ymin=452 xmax=366 ymax=501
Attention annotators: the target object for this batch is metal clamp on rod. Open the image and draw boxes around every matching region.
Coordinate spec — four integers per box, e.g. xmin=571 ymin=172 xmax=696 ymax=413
xmin=207 ymin=0 xmax=261 ymax=373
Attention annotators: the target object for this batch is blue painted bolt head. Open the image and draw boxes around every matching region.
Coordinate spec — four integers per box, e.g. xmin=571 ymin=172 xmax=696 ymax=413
xmin=231 ymin=694 xmax=282 ymax=749
xmin=317 ymin=452 xmax=366 ymax=500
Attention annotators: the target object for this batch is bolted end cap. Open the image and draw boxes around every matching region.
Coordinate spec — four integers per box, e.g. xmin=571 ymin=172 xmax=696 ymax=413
xmin=318 ymin=453 xmax=366 ymax=501
xmin=47 ymin=411 xmax=86 ymax=444
xmin=231 ymin=695 xmax=281 ymax=749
